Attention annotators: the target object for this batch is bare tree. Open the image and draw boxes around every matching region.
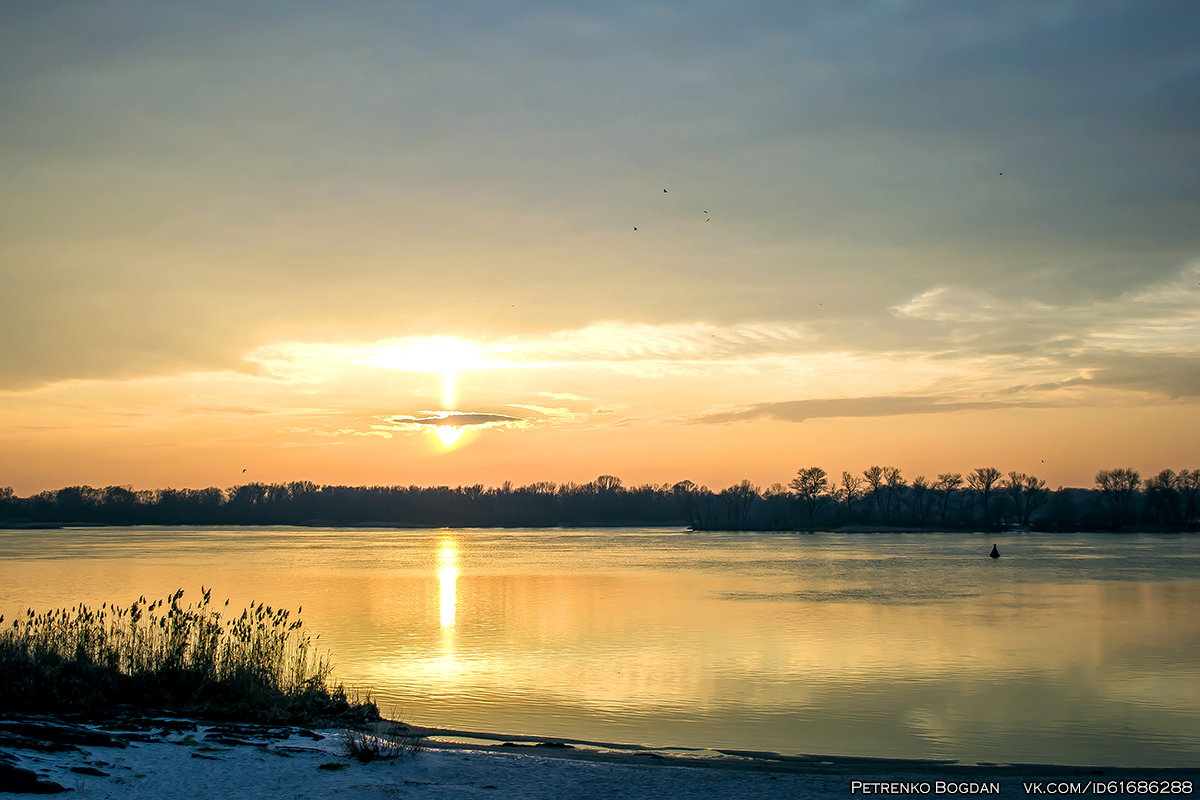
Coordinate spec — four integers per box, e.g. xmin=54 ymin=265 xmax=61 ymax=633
xmin=1095 ymin=468 xmax=1141 ymax=530
xmin=882 ymin=466 xmax=905 ymax=523
xmin=840 ymin=471 xmax=863 ymax=521
xmin=672 ymin=480 xmax=700 ymax=528
xmin=595 ymin=475 xmax=623 ymax=493
xmin=762 ymin=482 xmax=793 ymax=529
xmin=1180 ymin=469 xmax=1200 ymax=524
xmin=967 ymin=467 xmax=1002 ymax=526
xmin=909 ymin=475 xmax=933 ymax=524
xmin=1004 ymin=471 xmax=1047 ymax=527
xmin=720 ymin=480 xmax=759 ymax=529
xmin=790 ymin=467 xmax=831 ymax=530
xmin=934 ymin=473 xmax=963 ymax=527
xmin=862 ymin=466 xmax=885 ymax=521
xmin=1145 ymin=470 xmax=1180 ymax=524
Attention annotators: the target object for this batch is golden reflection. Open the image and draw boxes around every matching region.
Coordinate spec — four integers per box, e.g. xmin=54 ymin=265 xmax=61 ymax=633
xmin=437 ymin=540 xmax=458 ymax=629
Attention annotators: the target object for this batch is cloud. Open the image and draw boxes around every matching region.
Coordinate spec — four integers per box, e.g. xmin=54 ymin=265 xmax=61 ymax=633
xmin=504 ymin=321 xmax=813 ymax=363
xmin=536 ymin=391 xmax=590 ymax=402
xmin=182 ymin=405 xmax=271 ymax=417
xmin=504 ymin=404 xmax=588 ymax=424
xmin=879 ymin=261 xmax=1200 ymax=362
xmin=693 ymin=396 xmax=1043 ymax=425
xmin=1077 ymin=353 xmax=1200 ymax=398
xmin=238 ymin=322 xmax=818 ymax=385
xmin=385 ymin=411 xmax=523 ymax=428
xmin=891 ymin=286 xmax=1052 ymax=323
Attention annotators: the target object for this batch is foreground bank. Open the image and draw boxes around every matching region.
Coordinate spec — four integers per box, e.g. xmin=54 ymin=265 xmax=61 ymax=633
xmin=2 ymin=715 xmax=1196 ymax=799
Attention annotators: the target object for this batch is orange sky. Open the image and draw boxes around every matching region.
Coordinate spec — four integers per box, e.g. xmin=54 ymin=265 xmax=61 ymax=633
xmin=2 ymin=3 xmax=1198 ymax=495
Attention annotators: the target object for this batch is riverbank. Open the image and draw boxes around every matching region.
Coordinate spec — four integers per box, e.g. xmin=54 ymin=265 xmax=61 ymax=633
xmin=2 ymin=714 xmax=1196 ymax=799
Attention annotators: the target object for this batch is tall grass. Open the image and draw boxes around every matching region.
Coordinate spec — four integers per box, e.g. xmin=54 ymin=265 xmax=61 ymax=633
xmin=0 ymin=588 xmax=378 ymax=723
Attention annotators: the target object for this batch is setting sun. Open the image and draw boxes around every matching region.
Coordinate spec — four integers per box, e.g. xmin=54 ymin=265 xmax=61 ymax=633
xmin=433 ymin=426 xmax=465 ymax=450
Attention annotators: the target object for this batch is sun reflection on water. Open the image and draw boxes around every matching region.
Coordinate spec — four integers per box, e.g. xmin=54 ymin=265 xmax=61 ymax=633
xmin=438 ymin=539 xmax=458 ymax=630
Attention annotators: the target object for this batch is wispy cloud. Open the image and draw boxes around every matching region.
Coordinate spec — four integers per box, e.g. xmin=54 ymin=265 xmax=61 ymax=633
xmin=1074 ymin=353 xmax=1200 ymax=399
xmin=891 ymin=286 xmax=1053 ymax=323
xmin=691 ymin=396 xmax=1047 ymax=425
xmin=242 ymin=321 xmax=817 ymax=382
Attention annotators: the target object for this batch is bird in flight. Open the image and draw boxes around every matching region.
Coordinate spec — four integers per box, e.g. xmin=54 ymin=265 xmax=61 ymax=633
xmin=633 ymin=226 xmax=638 ymax=230
xmin=663 ymin=188 xmax=668 ymax=193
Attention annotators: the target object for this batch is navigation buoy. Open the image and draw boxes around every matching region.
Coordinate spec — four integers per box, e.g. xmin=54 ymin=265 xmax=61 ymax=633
xmin=989 ymin=544 xmax=1000 ymax=559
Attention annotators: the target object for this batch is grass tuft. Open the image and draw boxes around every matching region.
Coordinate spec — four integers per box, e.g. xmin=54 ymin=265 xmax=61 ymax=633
xmin=0 ymin=588 xmax=378 ymax=724
xmin=341 ymin=722 xmax=424 ymax=762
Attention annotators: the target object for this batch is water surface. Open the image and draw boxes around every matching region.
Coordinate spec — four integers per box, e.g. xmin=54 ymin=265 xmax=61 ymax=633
xmin=2 ymin=527 xmax=1197 ymax=766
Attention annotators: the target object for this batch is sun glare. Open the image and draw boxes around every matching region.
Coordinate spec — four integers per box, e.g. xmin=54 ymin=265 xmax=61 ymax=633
xmin=359 ymin=336 xmax=498 ymax=419
xmin=434 ymin=425 xmax=465 ymax=449
xmin=364 ymin=337 xmax=488 ymax=374
xmin=441 ymin=370 xmax=456 ymax=409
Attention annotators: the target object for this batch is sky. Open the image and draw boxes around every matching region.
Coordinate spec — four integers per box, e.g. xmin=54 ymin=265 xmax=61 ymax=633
xmin=1 ymin=0 xmax=1198 ymax=495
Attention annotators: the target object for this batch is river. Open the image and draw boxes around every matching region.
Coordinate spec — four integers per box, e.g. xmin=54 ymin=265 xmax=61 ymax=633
xmin=1 ymin=527 xmax=1197 ymax=766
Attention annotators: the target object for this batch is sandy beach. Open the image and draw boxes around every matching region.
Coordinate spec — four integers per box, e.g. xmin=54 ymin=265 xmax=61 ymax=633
xmin=3 ymin=715 xmax=1196 ymax=799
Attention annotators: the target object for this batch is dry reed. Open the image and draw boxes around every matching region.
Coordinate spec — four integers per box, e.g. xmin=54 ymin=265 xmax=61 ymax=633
xmin=0 ymin=588 xmax=378 ymax=723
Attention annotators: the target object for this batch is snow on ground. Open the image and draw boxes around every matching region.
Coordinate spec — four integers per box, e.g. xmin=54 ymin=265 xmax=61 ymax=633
xmin=3 ymin=718 xmax=1197 ymax=799
xmin=4 ymin=721 xmax=838 ymax=800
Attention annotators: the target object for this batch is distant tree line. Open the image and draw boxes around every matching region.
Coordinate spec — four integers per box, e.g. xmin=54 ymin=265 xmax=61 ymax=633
xmin=0 ymin=467 xmax=1197 ymax=532
xmin=757 ymin=466 xmax=1198 ymax=533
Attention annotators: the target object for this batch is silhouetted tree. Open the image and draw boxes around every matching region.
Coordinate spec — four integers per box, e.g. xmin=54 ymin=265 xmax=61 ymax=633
xmin=1181 ymin=469 xmax=1200 ymax=524
xmin=1144 ymin=470 xmax=1181 ymax=525
xmin=672 ymin=480 xmax=701 ymax=528
xmin=934 ymin=473 xmax=963 ymax=527
xmin=909 ymin=476 xmax=934 ymax=525
xmin=967 ymin=467 xmax=1003 ymax=527
xmin=840 ymin=471 xmax=863 ymax=523
xmin=1145 ymin=468 xmax=1200 ymax=526
xmin=9 ymin=466 xmax=1197 ymax=532
xmin=596 ymin=475 xmax=623 ymax=493
xmin=789 ymin=467 xmax=830 ymax=530
xmin=1095 ymin=468 xmax=1141 ymax=530
xmin=1004 ymin=472 xmax=1047 ymax=527
xmin=862 ymin=466 xmax=885 ymax=522
xmin=0 ymin=486 xmax=16 ymax=519
xmin=720 ymin=480 xmax=758 ymax=529
xmin=761 ymin=482 xmax=794 ymax=529
xmin=882 ymin=467 xmax=905 ymax=523
xmin=95 ymin=485 xmax=138 ymax=524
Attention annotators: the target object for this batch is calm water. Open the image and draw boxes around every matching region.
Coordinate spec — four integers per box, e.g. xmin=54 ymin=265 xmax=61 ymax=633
xmin=2 ymin=527 xmax=1198 ymax=767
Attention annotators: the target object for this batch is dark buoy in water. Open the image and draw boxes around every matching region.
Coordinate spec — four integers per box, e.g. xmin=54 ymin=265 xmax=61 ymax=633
xmin=989 ymin=543 xmax=1000 ymax=559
